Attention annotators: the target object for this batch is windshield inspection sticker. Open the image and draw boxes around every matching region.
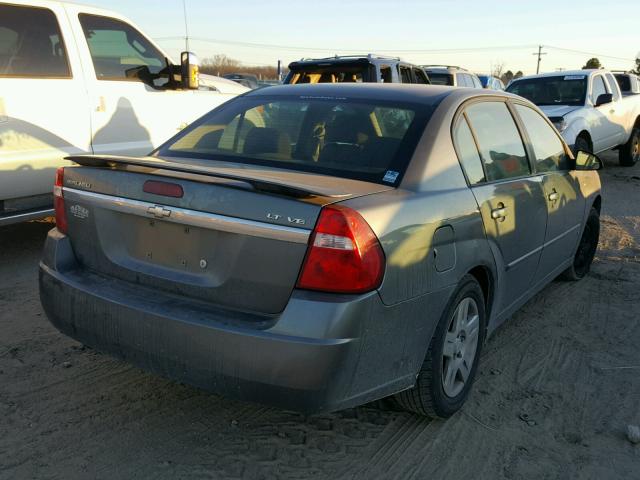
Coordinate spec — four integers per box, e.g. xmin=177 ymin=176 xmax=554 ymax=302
xmin=383 ymin=170 xmax=400 ymax=183
xmin=564 ymin=75 xmax=585 ymax=80
xmin=70 ymin=205 xmax=89 ymax=220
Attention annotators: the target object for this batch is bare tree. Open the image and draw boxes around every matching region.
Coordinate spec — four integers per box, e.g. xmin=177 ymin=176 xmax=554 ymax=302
xmin=491 ymin=61 xmax=505 ymax=79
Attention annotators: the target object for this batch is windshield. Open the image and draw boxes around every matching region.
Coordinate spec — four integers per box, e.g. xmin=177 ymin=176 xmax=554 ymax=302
xmin=507 ymin=75 xmax=587 ymax=106
xmin=286 ymin=64 xmax=371 ymax=84
xmin=155 ymin=95 xmax=432 ymax=185
xmin=427 ymin=73 xmax=453 ymax=86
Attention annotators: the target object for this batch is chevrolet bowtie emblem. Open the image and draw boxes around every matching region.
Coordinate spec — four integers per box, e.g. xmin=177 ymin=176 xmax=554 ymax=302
xmin=147 ymin=205 xmax=171 ymax=218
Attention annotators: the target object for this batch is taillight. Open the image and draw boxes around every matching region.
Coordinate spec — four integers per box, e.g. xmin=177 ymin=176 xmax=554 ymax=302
xmin=297 ymin=205 xmax=385 ymax=294
xmin=54 ymin=167 xmax=67 ymax=233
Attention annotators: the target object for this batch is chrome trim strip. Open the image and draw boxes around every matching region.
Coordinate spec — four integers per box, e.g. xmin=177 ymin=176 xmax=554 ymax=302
xmin=506 ymin=224 xmax=582 ymax=270
xmin=0 ymin=208 xmax=54 ymax=226
xmin=62 ymin=187 xmax=310 ymax=244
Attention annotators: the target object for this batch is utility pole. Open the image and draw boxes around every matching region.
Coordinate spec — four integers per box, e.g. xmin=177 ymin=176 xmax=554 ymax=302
xmin=182 ymin=0 xmax=190 ymax=51
xmin=532 ymin=45 xmax=547 ymax=74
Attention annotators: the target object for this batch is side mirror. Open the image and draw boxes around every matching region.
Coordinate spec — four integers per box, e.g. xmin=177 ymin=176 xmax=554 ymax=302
xmin=574 ymin=150 xmax=603 ymax=170
xmin=595 ymin=93 xmax=613 ymax=107
xmin=180 ymin=51 xmax=200 ymax=90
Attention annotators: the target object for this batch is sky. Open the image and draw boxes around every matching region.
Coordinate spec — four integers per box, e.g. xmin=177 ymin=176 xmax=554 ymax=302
xmin=81 ymin=0 xmax=639 ymax=75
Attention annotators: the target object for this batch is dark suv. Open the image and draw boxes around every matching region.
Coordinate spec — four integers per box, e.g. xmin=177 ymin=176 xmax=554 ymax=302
xmin=422 ymin=65 xmax=483 ymax=88
xmin=284 ymin=54 xmax=430 ymax=85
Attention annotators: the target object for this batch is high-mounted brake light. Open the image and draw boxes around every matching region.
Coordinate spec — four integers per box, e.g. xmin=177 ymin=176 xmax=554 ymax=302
xmin=297 ymin=205 xmax=385 ymax=294
xmin=143 ymin=180 xmax=184 ymax=198
xmin=54 ymin=167 xmax=67 ymax=234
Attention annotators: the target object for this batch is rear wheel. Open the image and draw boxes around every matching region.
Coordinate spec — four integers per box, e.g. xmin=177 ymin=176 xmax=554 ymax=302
xmin=395 ymin=275 xmax=486 ymax=418
xmin=562 ymin=207 xmax=600 ymax=281
xmin=619 ymin=127 xmax=640 ymax=167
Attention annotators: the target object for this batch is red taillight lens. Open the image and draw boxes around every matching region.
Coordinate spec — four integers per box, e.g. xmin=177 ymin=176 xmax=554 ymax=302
xmin=297 ymin=205 xmax=385 ymax=294
xmin=54 ymin=167 xmax=67 ymax=234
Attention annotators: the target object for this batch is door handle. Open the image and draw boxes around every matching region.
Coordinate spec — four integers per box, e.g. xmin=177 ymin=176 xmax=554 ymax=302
xmin=548 ymin=191 xmax=559 ymax=202
xmin=491 ymin=205 xmax=507 ymax=220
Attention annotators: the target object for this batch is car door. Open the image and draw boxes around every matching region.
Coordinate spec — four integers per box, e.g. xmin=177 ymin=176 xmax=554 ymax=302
xmin=513 ymin=103 xmax=586 ymax=284
xmin=603 ymin=73 xmax=627 ymax=144
xmin=590 ymin=74 xmax=619 ymax=152
xmin=64 ymin=5 xmax=224 ymax=157
xmin=0 ymin=2 xmax=91 ymax=205
xmin=455 ymin=100 xmax=548 ymax=315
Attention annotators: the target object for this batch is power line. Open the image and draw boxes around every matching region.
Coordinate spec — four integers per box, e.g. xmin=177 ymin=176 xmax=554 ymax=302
xmin=544 ymin=45 xmax=636 ymax=62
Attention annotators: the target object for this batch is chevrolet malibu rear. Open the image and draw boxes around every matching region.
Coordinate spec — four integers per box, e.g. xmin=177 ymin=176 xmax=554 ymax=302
xmin=39 ymin=83 xmax=601 ymax=417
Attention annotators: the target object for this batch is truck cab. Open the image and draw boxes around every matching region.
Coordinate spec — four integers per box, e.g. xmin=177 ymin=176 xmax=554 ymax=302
xmin=507 ymin=69 xmax=640 ymax=166
xmin=0 ymin=0 xmax=242 ymax=225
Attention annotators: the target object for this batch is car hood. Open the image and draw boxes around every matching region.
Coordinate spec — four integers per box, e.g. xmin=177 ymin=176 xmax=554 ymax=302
xmin=538 ymin=105 xmax=581 ymax=118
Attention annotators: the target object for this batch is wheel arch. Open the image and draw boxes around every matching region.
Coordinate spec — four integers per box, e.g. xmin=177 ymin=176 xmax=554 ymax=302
xmin=576 ymin=130 xmax=593 ymax=151
xmin=467 ymin=265 xmax=495 ymax=323
xmin=592 ymin=195 xmax=602 ymax=214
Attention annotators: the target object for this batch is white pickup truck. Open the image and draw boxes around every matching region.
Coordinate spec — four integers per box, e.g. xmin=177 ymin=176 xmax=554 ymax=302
xmin=507 ymin=69 xmax=640 ymax=167
xmin=0 ymin=0 xmax=244 ymax=225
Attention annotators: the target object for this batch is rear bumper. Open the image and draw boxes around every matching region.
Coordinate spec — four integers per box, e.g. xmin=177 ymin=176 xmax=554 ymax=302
xmin=39 ymin=229 xmax=450 ymax=413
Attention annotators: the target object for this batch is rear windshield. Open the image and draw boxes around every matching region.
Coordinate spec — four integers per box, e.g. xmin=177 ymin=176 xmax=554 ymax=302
xmin=427 ymin=73 xmax=454 ymax=86
xmin=286 ymin=64 xmax=371 ymax=84
xmin=155 ymin=95 xmax=432 ymax=185
xmin=507 ymin=76 xmax=587 ymax=106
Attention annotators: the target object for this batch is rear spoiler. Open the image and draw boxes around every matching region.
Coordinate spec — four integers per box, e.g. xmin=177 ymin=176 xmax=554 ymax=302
xmin=65 ymin=155 xmax=350 ymax=200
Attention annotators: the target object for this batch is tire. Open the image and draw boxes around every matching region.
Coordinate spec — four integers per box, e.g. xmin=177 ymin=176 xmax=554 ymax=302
xmin=619 ymin=127 xmax=640 ymax=167
xmin=561 ymin=207 xmax=600 ymax=281
xmin=574 ymin=135 xmax=591 ymax=155
xmin=395 ymin=275 xmax=486 ymax=418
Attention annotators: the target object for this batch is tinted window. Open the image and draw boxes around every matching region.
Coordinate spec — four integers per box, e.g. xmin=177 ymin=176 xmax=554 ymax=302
xmin=453 ymin=117 xmax=485 ymax=185
xmin=158 ymin=96 xmax=432 ymax=185
xmin=507 ymin=76 xmax=587 ymax=106
xmin=465 ymin=102 xmax=530 ymax=181
xmin=615 ymin=74 xmax=631 ymax=92
xmin=591 ymin=75 xmax=607 ymax=104
xmin=79 ymin=14 xmax=165 ymax=82
xmin=428 ymin=73 xmax=453 ymax=85
xmin=380 ymin=66 xmax=392 ymax=83
xmin=0 ymin=5 xmax=70 ymax=78
xmin=413 ymin=68 xmax=429 ymax=84
xmin=399 ymin=66 xmax=412 ymax=83
xmin=288 ymin=66 xmax=367 ymax=84
xmin=515 ymin=105 xmax=569 ymax=172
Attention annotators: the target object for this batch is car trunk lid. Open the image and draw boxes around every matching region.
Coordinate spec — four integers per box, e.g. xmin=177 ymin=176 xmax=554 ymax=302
xmin=61 ymin=155 xmax=392 ymax=314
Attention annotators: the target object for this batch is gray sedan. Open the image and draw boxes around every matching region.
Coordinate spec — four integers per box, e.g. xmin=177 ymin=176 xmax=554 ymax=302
xmin=40 ymin=84 xmax=602 ymax=417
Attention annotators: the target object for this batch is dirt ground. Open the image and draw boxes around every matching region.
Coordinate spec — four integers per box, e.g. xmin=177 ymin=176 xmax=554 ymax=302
xmin=1 ymin=152 xmax=639 ymax=480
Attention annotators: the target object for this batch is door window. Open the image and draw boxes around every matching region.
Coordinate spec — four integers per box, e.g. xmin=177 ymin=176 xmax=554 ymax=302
xmin=471 ymin=75 xmax=482 ymax=89
xmin=604 ymin=73 xmax=620 ymax=101
xmin=380 ymin=65 xmax=392 ymax=83
xmin=456 ymin=73 xmax=466 ymax=87
xmin=398 ymin=66 xmax=412 ymax=83
xmin=465 ymin=102 xmax=530 ymax=181
xmin=453 ymin=117 xmax=485 ymax=185
xmin=79 ymin=14 xmax=165 ymax=82
xmin=591 ymin=75 xmax=608 ymax=104
xmin=515 ymin=104 xmax=569 ymax=172
xmin=0 ymin=5 xmax=71 ymax=78
xmin=413 ymin=68 xmax=429 ymax=84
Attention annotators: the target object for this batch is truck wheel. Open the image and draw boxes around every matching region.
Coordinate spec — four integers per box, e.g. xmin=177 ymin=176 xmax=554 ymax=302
xmin=574 ymin=135 xmax=591 ymax=155
xmin=561 ymin=208 xmax=600 ymax=281
xmin=619 ymin=128 xmax=640 ymax=166
xmin=395 ymin=275 xmax=486 ymax=418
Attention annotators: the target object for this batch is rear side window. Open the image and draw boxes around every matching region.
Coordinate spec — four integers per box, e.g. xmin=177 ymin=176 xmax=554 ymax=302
xmin=0 ymin=5 xmax=71 ymax=78
xmin=79 ymin=14 xmax=165 ymax=82
xmin=471 ymin=76 xmax=483 ymax=89
xmin=380 ymin=65 xmax=392 ymax=83
xmin=428 ymin=73 xmax=454 ymax=86
xmin=465 ymin=102 xmax=530 ymax=181
xmin=515 ymin=105 xmax=569 ymax=173
xmin=413 ymin=68 xmax=429 ymax=84
xmin=158 ymin=96 xmax=432 ymax=185
xmin=399 ymin=66 xmax=412 ymax=83
xmin=453 ymin=117 xmax=485 ymax=185
xmin=287 ymin=66 xmax=367 ymax=84
xmin=591 ymin=75 xmax=608 ymax=104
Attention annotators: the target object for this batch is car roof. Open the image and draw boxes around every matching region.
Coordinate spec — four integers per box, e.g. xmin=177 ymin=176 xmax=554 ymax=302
xmin=243 ymin=83 xmax=514 ymax=105
xmin=512 ymin=69 xmax=602 ymax=81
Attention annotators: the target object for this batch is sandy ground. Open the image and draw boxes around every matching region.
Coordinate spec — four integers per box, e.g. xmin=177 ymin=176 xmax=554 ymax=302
xmin=1 ymin=152 xmax=639 ymax=480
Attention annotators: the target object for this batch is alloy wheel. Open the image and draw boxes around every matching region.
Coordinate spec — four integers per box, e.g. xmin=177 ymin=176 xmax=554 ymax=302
xmin=442 ymin=297 xmax=480 ymax=398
